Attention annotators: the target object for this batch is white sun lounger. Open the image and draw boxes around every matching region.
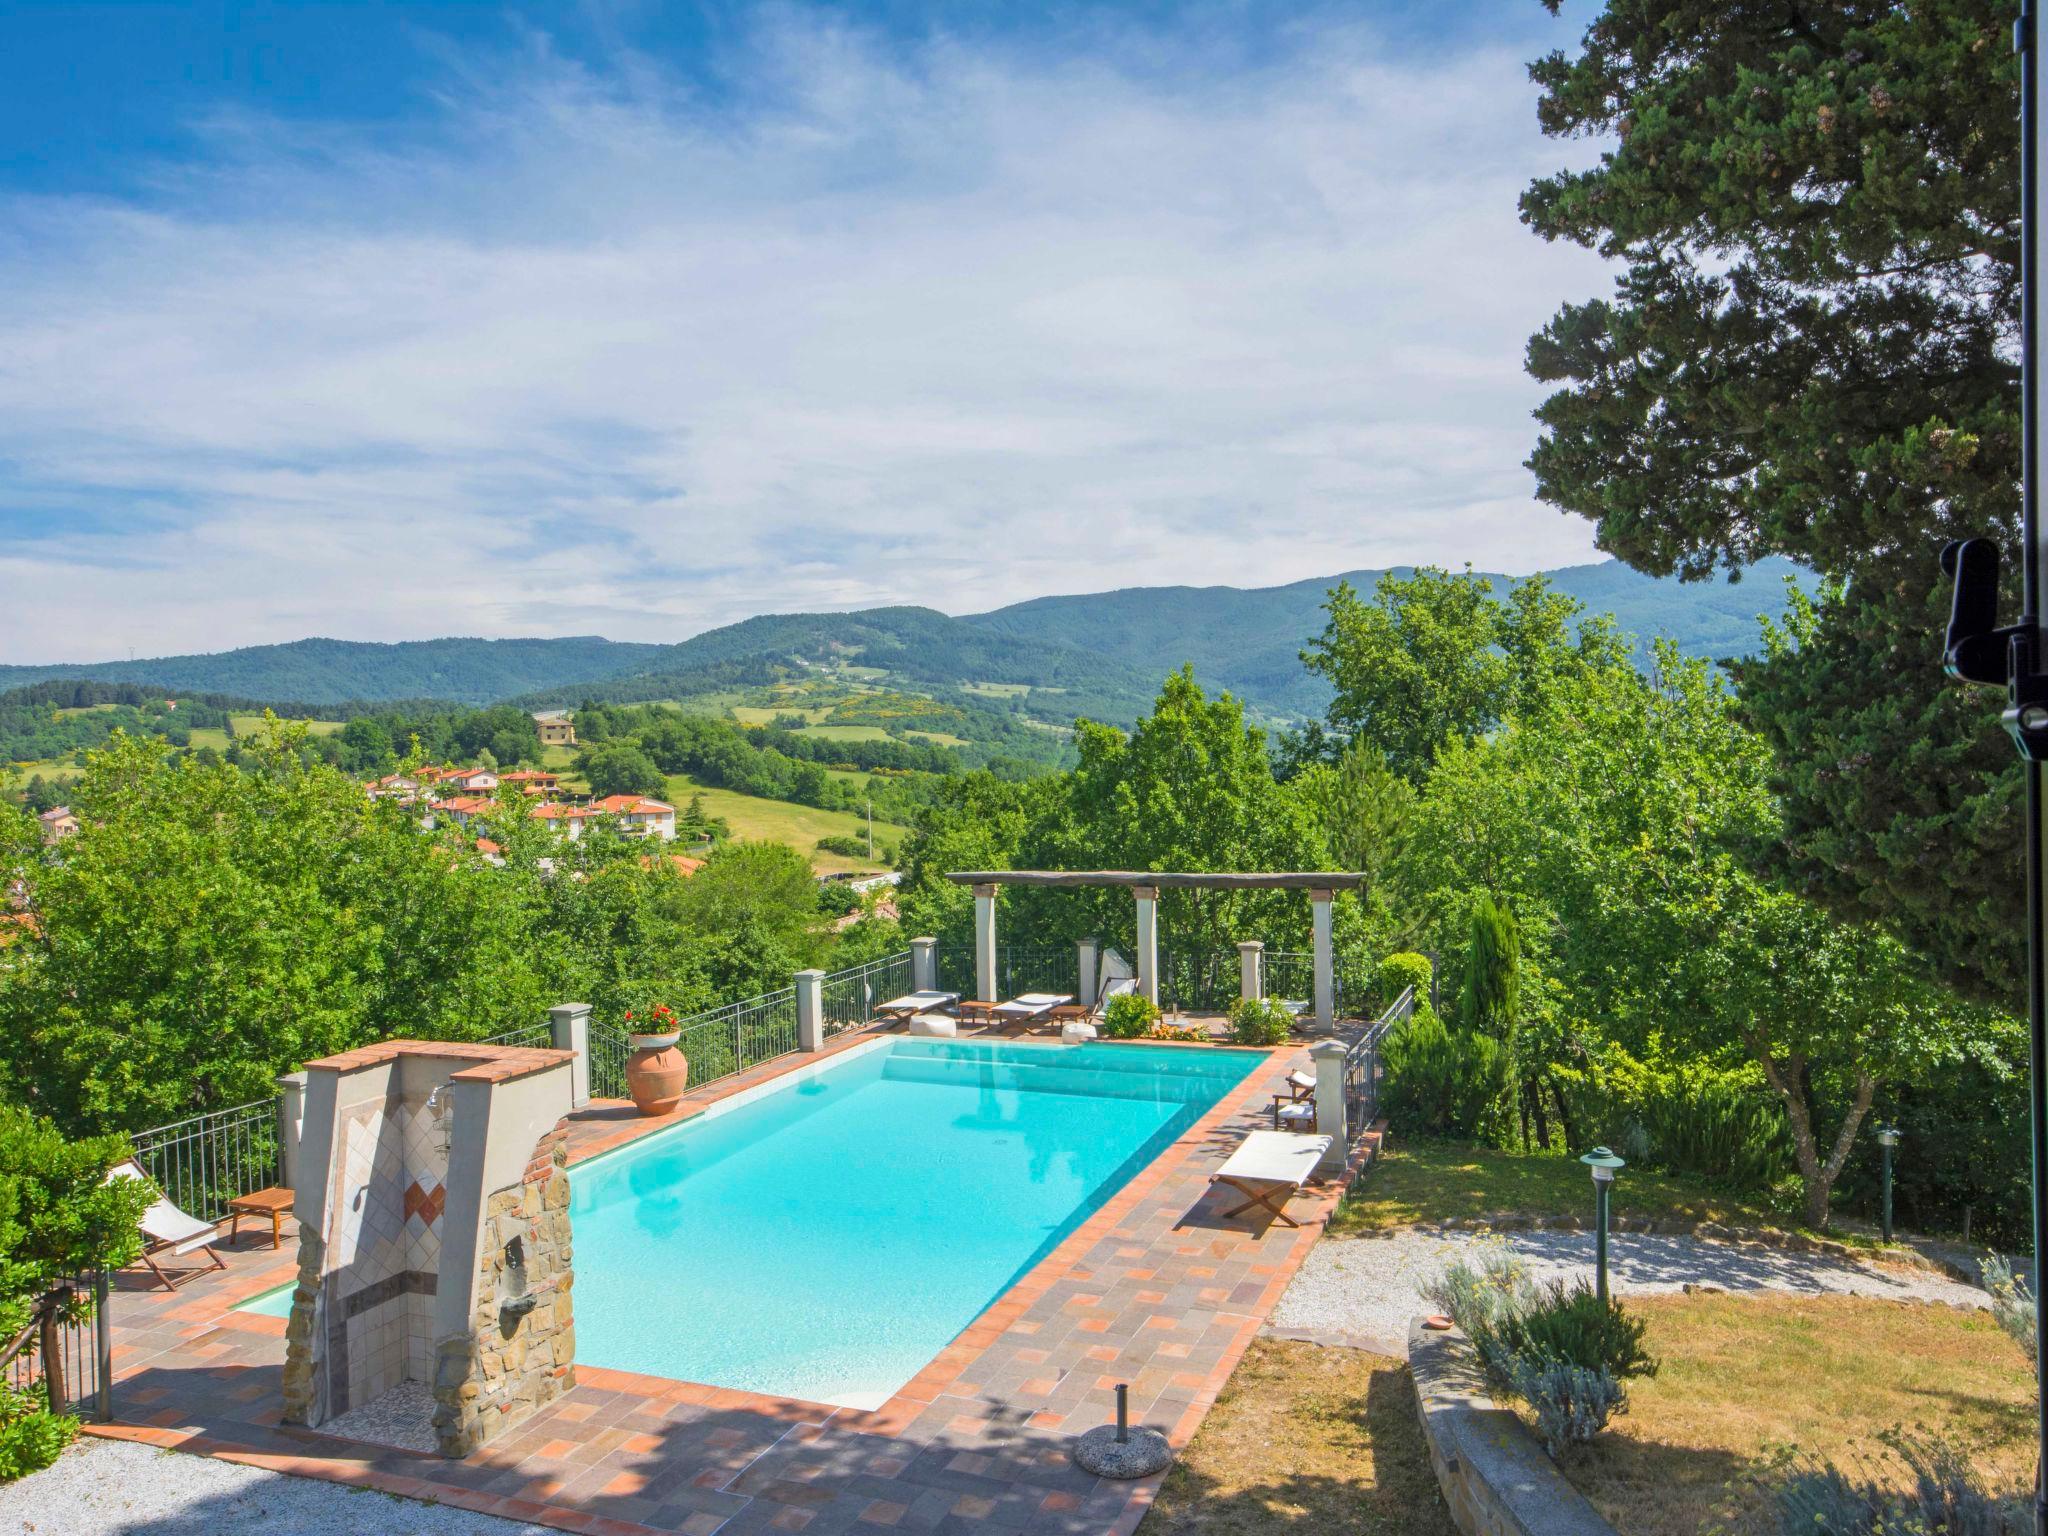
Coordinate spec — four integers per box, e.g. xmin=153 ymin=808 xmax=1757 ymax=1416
xmin=1208 ymin=1130 xmax=1333 ymax=1228
xmin=107 ymin=1159 xmax=227 ymax=1290
xmin=992 ymin=992 xmax=1071 ymax=1027
xmin=877 ymin=990 xmax=960 ymax=1019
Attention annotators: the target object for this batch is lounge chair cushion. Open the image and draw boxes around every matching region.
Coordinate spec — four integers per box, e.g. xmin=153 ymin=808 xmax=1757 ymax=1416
xmin=1061 ymin=1021 xmax=1099 ymax=1044
xmin=908 ymin=1013 xmax=958 ymax=1038
xmin=1285 ymin=1069 xmax=1315 ymax=1094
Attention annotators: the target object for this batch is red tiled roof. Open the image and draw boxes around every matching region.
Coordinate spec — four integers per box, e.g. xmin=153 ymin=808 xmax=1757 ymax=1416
xmin=588 ymin=795 xmax=674 ymax=814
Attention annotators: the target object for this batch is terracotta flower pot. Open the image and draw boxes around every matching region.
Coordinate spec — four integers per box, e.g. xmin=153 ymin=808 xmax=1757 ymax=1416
xmin=625 ymin=1030 xmax=688 ymax=1115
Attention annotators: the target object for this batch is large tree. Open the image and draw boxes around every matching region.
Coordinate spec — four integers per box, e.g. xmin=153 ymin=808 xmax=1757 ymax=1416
xmin=1521 ymin=0 xmax=2023 ymax=1002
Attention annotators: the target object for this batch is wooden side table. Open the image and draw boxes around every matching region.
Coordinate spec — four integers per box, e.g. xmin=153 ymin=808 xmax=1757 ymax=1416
xmin=228 ymin=1186 xmax=296 ymax=1250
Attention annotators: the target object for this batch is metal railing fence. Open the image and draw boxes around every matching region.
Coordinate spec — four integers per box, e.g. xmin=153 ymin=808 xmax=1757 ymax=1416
xmin=129 ymin=1099 xmax=280 ymax=1225
xmin=820 ymin=950 xmax=914 ymax=1037
xmin=2 ymin=1272 xmax=111 ymax=1422
xmin=481 ymin=1021 xmax=553 ymax=1049
xmin=1347 ymin=983 xmax=1413 ymax=1128
xmin=662 ymin=987 xmax=801 ymax=1091
xmin=589 ymin=1022 xmax=631 ymax=1100
xmin=1156 ymin=949 xmax=1242 ymax=1014
xmin=936 ymin=944 xmax=1075 ymax=1000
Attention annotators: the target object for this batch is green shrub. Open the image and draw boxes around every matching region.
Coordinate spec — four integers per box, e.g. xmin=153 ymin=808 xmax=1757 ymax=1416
xmin=1381 ymin=1003 xmax=1508 ymax=1138
xmin=1227 ymin=995 xmax=1293 ymax=1046
xmin=1477 ymin=1279 xmax=1657 ymax=1384
xmin=1560 ymin=1048 xmax=1790 ymax=1193
xmin=1102 ymin=993 xmax=1161 ymax=1039
xmin=1375 ymin=951 xmax=1433 ymax=1009
xmin=1506 ymin=1357 xmax=1625 ymax=1460
xmin=0 ymin=1382 xmax=74 ymax=1482
xmin=814 ymin=834 xmax=868 ymax=857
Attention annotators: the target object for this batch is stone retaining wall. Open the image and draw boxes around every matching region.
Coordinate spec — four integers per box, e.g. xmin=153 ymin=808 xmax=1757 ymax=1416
xmin=1407 ymin=1317 xmax=1616 ymax=1536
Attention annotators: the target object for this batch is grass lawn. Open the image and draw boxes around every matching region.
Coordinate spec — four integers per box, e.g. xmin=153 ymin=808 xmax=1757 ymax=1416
xmin=660 ymin=773 xmax=906 ymax=874
xmin=1557 ymin=1293 xmax=2032 ymax=1535
xmin=183 ymin=726 xmax=231 ymax=751
xmin=1331 ymin=1137 xmax=1792 ymax=1237
xmin=1140 ymin=1339 xmax=1451 ymax=1536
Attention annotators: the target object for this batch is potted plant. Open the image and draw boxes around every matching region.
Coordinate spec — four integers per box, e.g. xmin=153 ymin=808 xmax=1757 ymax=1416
xmin=623 ymin=1005 xmax=689 ymax=1115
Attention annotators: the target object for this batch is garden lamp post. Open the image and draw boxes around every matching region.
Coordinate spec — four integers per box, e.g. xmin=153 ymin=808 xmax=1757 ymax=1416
xmin=1580 ymin=1146 xmax=1625 ymax=1303
xmin=1877 ymin=1125 xmax=1901 ymax=1244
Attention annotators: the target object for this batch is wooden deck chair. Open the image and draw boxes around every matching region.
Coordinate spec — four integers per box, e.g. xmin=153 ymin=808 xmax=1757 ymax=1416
xmin=1208 ymin=1130 xmax=1333 ymax=1228
xmin=107 ymin=1160 xmax=226 ymax=1291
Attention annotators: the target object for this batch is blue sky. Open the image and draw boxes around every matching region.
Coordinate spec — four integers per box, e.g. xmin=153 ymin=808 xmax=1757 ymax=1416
xmin=0 ymin=0 xmax=1611 ymax=661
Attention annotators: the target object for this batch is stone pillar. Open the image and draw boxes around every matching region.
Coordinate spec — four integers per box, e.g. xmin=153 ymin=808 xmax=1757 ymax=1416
xmin=1237 ymin=941 xmax=1265 ymax=1003
xmin=973 ymin=884 xmax=999 ymax=1003
xmin=796 ymin=969 xmax=826 ymax=1051
xmin=1310 ymin=1038 xmax=1349 ymax=1174
xmin=548 ymin=1003 xmax=592 ymax=1109
xmin=275 ymin=1071 xmax=307 ymax=1192
xmin=1134 ymin=887 xmax=1159 ymax=1007
xmin=1310 ymin=888 xmax=1335 ymax=1034
xmin=1077 ymin=937 xmax=1100 ymax=1007
xmin=911 ymin=936 xmax=938 ymax=993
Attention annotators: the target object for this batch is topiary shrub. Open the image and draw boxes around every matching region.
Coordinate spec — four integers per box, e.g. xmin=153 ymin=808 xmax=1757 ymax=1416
xmin=1227 ymin=995 xmax=1293 ymax=1046
xmin=1380 ymin=1003 xmax=1508 ymax=1138
xmin=1102 ymin=992 xmax=1162 ymax=1039
xmin=1375 ymin=951 xmax=1433 ymax=1010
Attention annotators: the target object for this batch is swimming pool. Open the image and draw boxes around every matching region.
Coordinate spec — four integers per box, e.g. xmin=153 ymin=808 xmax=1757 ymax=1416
xmin=568 ymin=1037 xmax=1261 ymax=1407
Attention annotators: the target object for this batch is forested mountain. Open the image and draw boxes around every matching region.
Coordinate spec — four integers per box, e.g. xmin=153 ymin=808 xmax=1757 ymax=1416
xmin=0 ymin=635 xmax=667 ymax=706
xmin=3 ymin=559 xmax=1809 ymax=722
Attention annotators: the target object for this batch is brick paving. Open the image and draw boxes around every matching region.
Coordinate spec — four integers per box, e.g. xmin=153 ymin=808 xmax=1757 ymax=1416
xmin=88 ymin=1029 xmax=1378 ymax=1536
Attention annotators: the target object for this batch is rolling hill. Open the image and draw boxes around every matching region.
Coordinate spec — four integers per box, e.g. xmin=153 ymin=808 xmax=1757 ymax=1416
xmin=3 ymin=559 xmax=1812 ymax=725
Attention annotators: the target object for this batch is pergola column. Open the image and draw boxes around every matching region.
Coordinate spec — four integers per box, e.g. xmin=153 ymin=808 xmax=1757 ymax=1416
xmin=1077 ymin=937 xmax=1100 ymax=1007
xmin=1310 ymin=888 xmax=1335 ymax=1033
xmin=1237 ymin=940 xmax=1264 ymax=1002
xmin=973 ymin=883 xmax=999 ymax=1003
xmin=1133 ymin=886 xmax=1159 ymax=1006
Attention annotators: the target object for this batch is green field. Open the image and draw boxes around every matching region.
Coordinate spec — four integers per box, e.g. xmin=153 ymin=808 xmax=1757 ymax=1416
xmin=660 ymin=774 xmax=904 ymax=875
xmin=184 ymin=727 xmax=231 ymax=751
xmin=230 ymin=714 xmax=342 ymax=737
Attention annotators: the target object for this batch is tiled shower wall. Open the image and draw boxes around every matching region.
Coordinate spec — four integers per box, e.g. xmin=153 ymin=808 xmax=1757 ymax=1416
xmin=324 ymin=1078 xmax=451 ymax=1412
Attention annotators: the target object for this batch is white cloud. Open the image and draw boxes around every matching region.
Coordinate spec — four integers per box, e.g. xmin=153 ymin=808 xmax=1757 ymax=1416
xmin=0 ymin=10 xmax=1611 ymax=662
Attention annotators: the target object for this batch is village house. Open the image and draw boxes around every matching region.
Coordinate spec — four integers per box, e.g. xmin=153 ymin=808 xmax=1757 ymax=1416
xmin=495 ymin=769 xmax=560 ymax=799
xmin=435 ymin=794 xmax=499 ymax=829
xmin=532 ymin=711 xmax=575 ymax=747
xmin=36 ymin=807 xmax=78 ymax=844
xmin=586 ymin=794 xmax=677 ymax=841
xmin=441 ymin=766 xmax=498 ymax=794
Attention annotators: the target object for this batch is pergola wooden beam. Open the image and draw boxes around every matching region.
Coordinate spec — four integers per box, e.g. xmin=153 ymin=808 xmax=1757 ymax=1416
xmin=941 ymin=871 xmax=1364 ymax=890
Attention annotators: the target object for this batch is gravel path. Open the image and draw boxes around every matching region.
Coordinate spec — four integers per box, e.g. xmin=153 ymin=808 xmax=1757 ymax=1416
xmin=0 ymin=1436 xmax=553 ymax=1536
xmin=1270 ymin=1227 xmax=1992 ymax=1357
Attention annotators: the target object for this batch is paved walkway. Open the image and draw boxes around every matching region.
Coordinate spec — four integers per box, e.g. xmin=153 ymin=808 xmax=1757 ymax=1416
xmin=1269 ymin=1227 xmax=1992 ymax=1356
xmin=80 ymin=1030 xmax=1378 ymax=1536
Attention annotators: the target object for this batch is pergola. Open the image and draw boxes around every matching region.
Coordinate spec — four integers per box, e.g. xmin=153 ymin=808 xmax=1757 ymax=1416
xmin=941 ymin=871 xmax=1366 ymax=1030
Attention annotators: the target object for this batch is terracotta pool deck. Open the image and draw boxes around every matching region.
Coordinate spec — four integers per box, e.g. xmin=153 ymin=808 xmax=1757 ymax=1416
xmin=90 ymin=1027 xmax=1381 ymax=1535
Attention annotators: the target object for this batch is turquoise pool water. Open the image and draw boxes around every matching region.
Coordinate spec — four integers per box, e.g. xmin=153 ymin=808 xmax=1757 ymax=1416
xmin=238 ymin=1282 xmax=295 ymax=1317
xmin=569 ymin=1038 xmax=1260 ymax=1407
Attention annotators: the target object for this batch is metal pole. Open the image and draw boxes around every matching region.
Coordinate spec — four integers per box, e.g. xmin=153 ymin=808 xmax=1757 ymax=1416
xmin=1115 ymin=1383 xmax=1129 ymax=1444
xmin=1594 ymin=1179 xmax=1611 ymax=1305
xmin=1881 ymin=1137 xmax=1895 ymax=1245
xmin=93 ymin=1269 xmax=111 ymax=1423
xmin=2022 ymin=7 xmax=2048 ymax=1526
